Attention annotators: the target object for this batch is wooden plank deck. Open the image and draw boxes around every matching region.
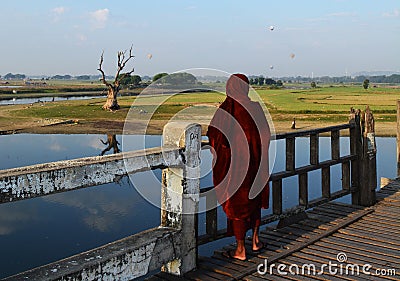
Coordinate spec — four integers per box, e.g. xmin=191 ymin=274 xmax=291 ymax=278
xmin=147 ymin=180 xmax=400 ymax=281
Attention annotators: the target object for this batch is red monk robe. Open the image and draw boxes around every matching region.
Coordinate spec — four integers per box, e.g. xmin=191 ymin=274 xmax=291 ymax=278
xmin=207 ymin=74 xmax=271 ymax=244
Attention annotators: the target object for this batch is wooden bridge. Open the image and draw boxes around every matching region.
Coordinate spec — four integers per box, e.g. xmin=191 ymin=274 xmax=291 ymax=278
xmin=149 ymin=181 xmax=400 ymax=281
xmin=0 ymin=108 xmax=399 ymax=280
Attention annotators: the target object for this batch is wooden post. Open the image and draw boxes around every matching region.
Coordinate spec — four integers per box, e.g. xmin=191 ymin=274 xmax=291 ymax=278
xmin=322 ymin=167 xmax=331 ymax=198
xmin=272 ymin=180 xmax=283 ymax=215
xmin=349 ymin=108 xmax=362 ymax=205
xmin=286 ymin=137 xmax=295 ymax=171
xmin=360 ymin=106 xmax=377 ymax=206
xmin=205 ymin=190 xmax=218 ymax=239
xmin=331 ymin=130 xmax=340 ymax=160
xmin=341 ymin=161 xmax=351 ymax=191
xmin=310 ymin=133 xmax=319 ymax=165
xmin=299 ymin=173 xmax=308 ymax=207
xmin=397 ymin=100 xmax=400 ymax=176
xmin=161 ymin=122 xmax=201 ymax=275
xmin=361 ymin=105 xmax=378 ymax=206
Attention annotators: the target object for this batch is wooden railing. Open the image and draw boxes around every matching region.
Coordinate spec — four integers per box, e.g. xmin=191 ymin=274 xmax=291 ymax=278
xmin=198 ymin=110 xmax=377 ymax=245
xmin=0 ymin=108 xmax=377 ymax=280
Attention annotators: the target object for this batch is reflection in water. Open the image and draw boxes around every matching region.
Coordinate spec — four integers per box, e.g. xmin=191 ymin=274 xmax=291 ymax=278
xmin=100 ymin=134 xmax=121 ymax=156
xmin=42 ymin=177 xmax=143 ymax=232
xmin=0 ymin=95 xmax=104 ymax=105
xmin=0 ymin=203 xmax=39 ymax=235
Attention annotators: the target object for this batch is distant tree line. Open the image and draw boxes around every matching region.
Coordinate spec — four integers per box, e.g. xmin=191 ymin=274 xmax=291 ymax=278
xmin=3 ymin=73 xmax=26 ymax=80
xmin=249 ymin=76 xmax=283 ymax=87
xmin=152 ymin=72 xmax=198 ymax=85
xmin=0 ymin=73 xmax=114 ymax=81
xmin=355 ymin=74 xmax=400 ymax=84
xmin=283 ymin=74 xmax=400 ymax=84
xmin=118 ymin=73 xmax=142 ymax=87
xmin=51 ymin=74 xmax=72 ymax=80
xmin=3 ymin=72 xmax=400 ymax=85
xmin=76 ymin=75 xmax=91 ymax=80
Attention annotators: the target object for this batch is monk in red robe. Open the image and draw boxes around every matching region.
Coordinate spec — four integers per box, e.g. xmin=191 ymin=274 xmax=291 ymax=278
xmin=207 ymin=73 xmax=271 ymax=261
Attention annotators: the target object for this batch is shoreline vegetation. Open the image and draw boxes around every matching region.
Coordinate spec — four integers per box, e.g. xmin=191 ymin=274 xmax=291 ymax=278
xmin=0 ymin=82 xmax=399 ymax=136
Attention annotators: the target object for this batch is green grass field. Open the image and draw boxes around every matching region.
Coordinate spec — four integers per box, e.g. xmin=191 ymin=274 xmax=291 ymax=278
xmin=257 ymin=86 xmax=399 ymax=113
xmin=1 ymin=84 xmax=399 ymax=134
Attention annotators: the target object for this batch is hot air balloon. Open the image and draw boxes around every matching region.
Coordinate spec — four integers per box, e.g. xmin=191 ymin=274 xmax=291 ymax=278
xmin=290 ymin=53 xmax=295 ymax=59
xmin=269 ymin=25 xmax=274 ymax=31
xmin=269 ymin=65 xmax=274 ymax=70
xmin=147 ymin=53 xmax=153 ymax=59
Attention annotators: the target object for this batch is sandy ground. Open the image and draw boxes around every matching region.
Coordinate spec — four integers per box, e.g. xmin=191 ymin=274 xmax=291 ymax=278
xmin=1 ymin=118 xmax=397 ymax=137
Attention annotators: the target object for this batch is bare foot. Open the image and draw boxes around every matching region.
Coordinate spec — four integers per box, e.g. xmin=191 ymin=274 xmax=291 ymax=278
xmin=223 ymin=249 xmax=246 ymax=261
xmin=252 ymin=241 xmax=265 ymax=252
xmin=232 ymin=249 xmax=246 ymax=261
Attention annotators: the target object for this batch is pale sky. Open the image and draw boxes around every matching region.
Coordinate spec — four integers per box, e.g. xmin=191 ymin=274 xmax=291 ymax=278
xmin=1 ymin=0 xmax=399 ymax=77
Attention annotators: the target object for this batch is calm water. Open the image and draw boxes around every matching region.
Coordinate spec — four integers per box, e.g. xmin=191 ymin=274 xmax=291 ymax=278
xmin=0 ymin=134 xmax=396 ymax=278
xmin=0 ymin=95 xmax=104 ymax=105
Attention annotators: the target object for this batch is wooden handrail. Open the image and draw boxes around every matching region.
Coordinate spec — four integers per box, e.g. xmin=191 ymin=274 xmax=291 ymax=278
xmin=198 ymin=113 xmax=376 ymax=245
xmin=200 ymin=123 xmax=354 ymax=148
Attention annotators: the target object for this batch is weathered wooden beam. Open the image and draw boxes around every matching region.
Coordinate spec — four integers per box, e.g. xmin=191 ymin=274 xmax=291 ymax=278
xmin=349 ymin=110 xmax=362 ymax=205
xmin=359 ymin=106 xmax=377 ymax=206
xmin=342 ymin=161 xmax=350 ymax=191
xmin=274 ymin=123 xmax=352 ymax=140
xmin=4 ymin=227 xmax=180 ymax=281
xmin=272 ymin=180 xmax=283 ymax=215
xmin=286 ymin=137 xmax=295 ymax=171
xmin=269 ymin=155 xmax=356 ymax=181
xmin=205 ymin=190 xmax=218 ymax=239
xmin=322 ymin=167 xmax=331 ymax=199
xmin=310 ymin=133 xmax=319 ymax=165
xmin=299 ymin=173 xmax=308 ymax=207
xmin=0 ymin=147 xmax=182 ymax=204
xmin=331 ymin=130 xmax=340 ymax=160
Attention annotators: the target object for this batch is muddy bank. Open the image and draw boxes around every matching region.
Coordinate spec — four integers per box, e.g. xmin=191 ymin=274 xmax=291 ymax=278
xmin=1 ymin=119 xmax=396 ymax=137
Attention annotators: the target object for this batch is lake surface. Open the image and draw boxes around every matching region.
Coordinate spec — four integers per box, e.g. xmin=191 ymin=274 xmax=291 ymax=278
xmin=0 ymin=95 xmax=104 ymax=105
xmin=0 ymin=134 xmax=396 ymax=278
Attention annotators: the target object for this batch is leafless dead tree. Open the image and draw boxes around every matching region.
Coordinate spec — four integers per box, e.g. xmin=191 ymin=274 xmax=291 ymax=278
xmin=97 ymin=45 xmax=134 ymax=110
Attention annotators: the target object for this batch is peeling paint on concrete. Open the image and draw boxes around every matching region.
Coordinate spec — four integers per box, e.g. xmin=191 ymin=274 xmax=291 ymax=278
xmin=5 ymin=227 xmax=179 ymax=281
xmin=162 ymin=259 xmax=182 ymax=275
xmin=161 ymin=122 xmax=201 ymax=275
xmin=77 ymin=242 xmax=156 ymax=281
xmin=0 ymin=147 xmax=181 ymax=204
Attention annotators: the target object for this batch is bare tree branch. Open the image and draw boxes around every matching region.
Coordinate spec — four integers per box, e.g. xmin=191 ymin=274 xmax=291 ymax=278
xmin=114 ymin=45 xmax=135 ymax=84
xmin=97 ymin=51 xmax=112 ymax=88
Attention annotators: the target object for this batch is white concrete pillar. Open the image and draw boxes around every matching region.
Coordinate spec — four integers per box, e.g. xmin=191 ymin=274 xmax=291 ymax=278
xmin=161 ymin=122 xmax=201 ymax=275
